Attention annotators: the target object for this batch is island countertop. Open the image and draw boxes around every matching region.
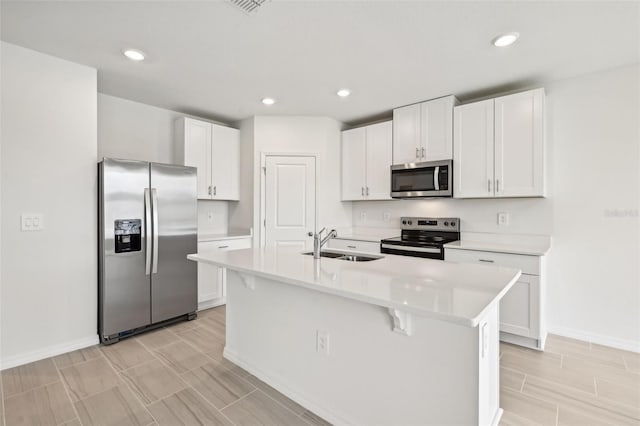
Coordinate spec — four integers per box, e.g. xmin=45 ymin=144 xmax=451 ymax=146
xmin=188 ymin=247 xmax=521 ymax=327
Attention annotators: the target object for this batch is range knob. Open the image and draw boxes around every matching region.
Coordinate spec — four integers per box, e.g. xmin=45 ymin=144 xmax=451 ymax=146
xmin=408 ymin=220 xmax=413 ymax=225
xmin=451 ymin=221 xmax=456 ymax=227
xmin=402 ymin=220 xmax=406 ymax=225
xmin=444 ymin=221 xmax=449 ymax=226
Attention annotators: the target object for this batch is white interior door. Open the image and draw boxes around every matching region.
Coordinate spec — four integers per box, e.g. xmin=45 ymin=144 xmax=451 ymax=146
xmin=264 ymin=156 xmax=316 ymax=250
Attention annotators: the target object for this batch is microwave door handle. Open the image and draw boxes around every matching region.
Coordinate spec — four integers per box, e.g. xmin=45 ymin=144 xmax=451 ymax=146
xmin=434 ymin=166 xmax=440 ymax=191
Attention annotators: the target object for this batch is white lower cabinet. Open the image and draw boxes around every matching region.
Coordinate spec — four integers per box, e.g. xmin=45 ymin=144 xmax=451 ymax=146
xmin=327 ymin=238 xmax=381 ymax=254
xmin=445 ymin=247 xmax=546 ymax=350
xmin=197 ymin=237 xmax=251 ymax=309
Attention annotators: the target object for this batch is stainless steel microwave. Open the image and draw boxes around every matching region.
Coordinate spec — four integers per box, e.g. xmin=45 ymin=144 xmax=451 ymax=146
xmin=390 ymin=159 xmax=453 ymax=198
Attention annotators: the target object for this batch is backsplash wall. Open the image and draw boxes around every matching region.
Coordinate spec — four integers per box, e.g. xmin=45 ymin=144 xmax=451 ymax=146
xmin=351 ymin=197 xmax=552 ymax=236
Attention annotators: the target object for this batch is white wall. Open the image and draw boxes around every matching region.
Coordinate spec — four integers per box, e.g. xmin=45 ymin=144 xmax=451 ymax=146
xmin=0 ymin=42 xmax=98 ymax=367
xmin=544 ymin=64 xmax=639 ymax=349
xmin=352 ymin=64 xmax=640 ymax=350
xmin=98 ymin=93 xmax=230 ymax=235
xmin=233 ymin=116 xmax=352 ymax=247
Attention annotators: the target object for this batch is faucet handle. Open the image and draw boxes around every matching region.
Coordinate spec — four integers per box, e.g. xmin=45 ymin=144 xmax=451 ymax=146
xmin=317 ymin=227 xmax=326 ymax=236
xmin=307 ymin=231 xmax=314 ymax=237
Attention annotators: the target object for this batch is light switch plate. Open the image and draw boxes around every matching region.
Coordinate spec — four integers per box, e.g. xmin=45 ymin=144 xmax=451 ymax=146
xmin=21 ymin=213 xmax=44 ymax=231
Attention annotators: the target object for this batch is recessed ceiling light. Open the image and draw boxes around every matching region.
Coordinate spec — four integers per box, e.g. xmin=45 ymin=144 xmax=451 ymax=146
xmin=493 ymin=32 xmax=520 ymax=47
xmin=337 ymin=89 xmax=351 ymax=98
xmin=261 ymin=97 xmax=275 ymax=106
xmin=123 ymin=49 xmax=145 ymax=61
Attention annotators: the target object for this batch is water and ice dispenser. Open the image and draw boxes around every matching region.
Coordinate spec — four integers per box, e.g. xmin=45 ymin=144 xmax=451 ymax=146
xmin=114 ymin=219 xmax=142 ymax=253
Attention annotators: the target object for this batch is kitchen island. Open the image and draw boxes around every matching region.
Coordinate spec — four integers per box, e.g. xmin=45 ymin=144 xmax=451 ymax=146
xmin=188 ymin=247 xmax=521 ymax=426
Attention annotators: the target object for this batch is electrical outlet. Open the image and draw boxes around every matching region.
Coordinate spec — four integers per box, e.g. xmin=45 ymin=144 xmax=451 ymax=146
xmin=383 ymin=212 xmax=391 ymax=222
xmin=316 ymin=330 xmax=330 ymax=355
xmin=21 ymin=213 xmax=44 ymax=231
xmin=497 ymin=212 xmax=509 ymax=226
xmin=360 ymin=212 xmax=367 ymax=222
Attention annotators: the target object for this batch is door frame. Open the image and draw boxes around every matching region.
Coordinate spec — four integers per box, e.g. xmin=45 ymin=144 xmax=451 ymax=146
xmin=260 ymin=152 xmax=319 ymax=249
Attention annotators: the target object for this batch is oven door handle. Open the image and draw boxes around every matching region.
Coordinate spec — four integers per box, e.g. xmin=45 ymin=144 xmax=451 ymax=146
xmin=381 ymin=244 xmax=441 ymax=254
xmin=434 ymin=166 xmax=440 ymax=191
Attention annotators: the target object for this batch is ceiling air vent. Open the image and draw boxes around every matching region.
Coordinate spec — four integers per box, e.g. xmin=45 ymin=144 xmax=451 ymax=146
xmin=227 ymin=0 xmax=269 ymax=14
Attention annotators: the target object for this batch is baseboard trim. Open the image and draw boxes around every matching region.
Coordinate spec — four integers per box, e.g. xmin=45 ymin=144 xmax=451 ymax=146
xmin=223 ymin=347 xmax=352 ymax=426
xmin=198 ymin=298 xmax=226 ymax=311
xmin=0 ymin=334 xmax=100 ymax=371
xmin=547 ymin=326 xmax=640 ymax=353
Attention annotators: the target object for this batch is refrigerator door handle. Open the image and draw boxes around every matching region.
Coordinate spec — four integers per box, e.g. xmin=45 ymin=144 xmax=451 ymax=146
xmin=151 ymin=188 xmax=159 ymax=274
xmin=144 ymin=188 xmax=152 ymax=275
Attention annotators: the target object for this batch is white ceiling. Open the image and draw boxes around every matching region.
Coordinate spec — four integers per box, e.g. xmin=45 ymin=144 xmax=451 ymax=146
xmin=1 ymin=1 xmax=638 ymax=125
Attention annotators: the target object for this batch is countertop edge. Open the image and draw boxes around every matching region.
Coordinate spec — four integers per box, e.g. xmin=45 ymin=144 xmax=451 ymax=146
xmin=443 ymin=241 xmax=550 ymax=256
xmin=198 ymin=234 xmax=253 ymax=243
xmin=187 ymin=253 xmax=510 ymax=328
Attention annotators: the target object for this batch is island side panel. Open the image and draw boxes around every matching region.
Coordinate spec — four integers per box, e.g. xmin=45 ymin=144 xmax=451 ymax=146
xmin=224 ymin=270 xmax=499 ymax=426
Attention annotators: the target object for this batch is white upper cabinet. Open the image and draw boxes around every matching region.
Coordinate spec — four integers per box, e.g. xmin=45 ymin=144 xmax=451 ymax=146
xmin=393 ymin=95 xmax=458 ymax=164
xmin=176 ymin=117 xmax=240 ymax=201
xmin=342 ymin=121 xmax=392 ymax=201
xmin=454 ymin=88 xmax=545 ymax=199
xmin=392 ymin=103 xmax=421 ymax=164
xmin=453 ymin=99 xmax=495 ymax=198
xmin=494 ymin=89 xmax=545 ymax=198
xmin=342 ymin=127 xmax=367 ymax=200
xmin=365 ymin=121 xmax=393 ymax=200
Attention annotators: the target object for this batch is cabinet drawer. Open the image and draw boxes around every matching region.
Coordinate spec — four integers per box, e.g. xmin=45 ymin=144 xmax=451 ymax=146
xmin=328 ymin=239 xmax=380 ymax=254
xmin=444 ymin=248 xmax=540 ymax=275
xmin=199 ymin=238 xmax=252 ymax=253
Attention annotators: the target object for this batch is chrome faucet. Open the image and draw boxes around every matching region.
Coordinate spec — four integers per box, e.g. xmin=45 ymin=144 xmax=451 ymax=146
xmin=308 ymin=227 xmax=338 ymax=259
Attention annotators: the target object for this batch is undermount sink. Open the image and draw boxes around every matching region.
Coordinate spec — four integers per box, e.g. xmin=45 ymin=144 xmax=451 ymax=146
xmin=302 ymin=251 xmax=382 ymax=262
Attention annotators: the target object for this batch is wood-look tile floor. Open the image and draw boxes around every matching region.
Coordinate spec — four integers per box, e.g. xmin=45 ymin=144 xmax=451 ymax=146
xmin=0 ymin=305 xmax=637 ymax=425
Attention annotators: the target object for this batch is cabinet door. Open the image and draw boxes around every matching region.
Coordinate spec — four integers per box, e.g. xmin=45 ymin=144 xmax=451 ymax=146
xmin=211 ymin=125 xmax=240 ymax=200
xmin=500 ymin=274 xmax=539 ymax=337
xmin=183 ymin=118 xmax=212 ymax=199
xmin=392 ymin=103 xmax=421 ymax=164
xmin=197 ymin=242 xmax=222 ymax=303
xmin=494 ymin=89 xmax=545 ymax=197
xmin=421 ymin=96 xmax=456 ymax=161
xmin=365 ymin=121 xmax=392 ymax=200
xmin=341 ymin=127 xmax=366 ymax=200
xmin=453 ymin=100 xmax=495 ymax=198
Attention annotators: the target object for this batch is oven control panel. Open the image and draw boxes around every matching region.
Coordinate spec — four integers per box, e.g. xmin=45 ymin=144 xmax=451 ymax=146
xmin=400 ymin=217 xmax=460 ymax=232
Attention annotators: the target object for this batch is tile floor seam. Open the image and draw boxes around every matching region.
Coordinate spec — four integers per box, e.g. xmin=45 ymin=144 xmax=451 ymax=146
xmin=134 ymin=339 xmax=197 ymax=395
xmin=247 ymin=376 xmax=316 ymax=423
xmin=171 ymin=382 xmax=241 ymax=426
xmin=53 ymin=356 xmax=84 ymax=426
xmin=218 ymin=388 xmax=257 ymax=411
xmin=98 ymin=347 xmax=159 ymax=425
xmin=520 ymin=374 xmax=527 ymax=392
xmin=2 ymin=377 xmax=63 ymax=401
xmin=100 ymin=342 xmax=156 ymax=372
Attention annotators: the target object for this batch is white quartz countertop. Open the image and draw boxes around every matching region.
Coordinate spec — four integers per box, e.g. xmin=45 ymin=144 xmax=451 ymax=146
xmin=444 ymin=240 xmax=551 ymax=256
xmin=188 ymin=247 xmax=521 ymax=327
xmin=198 ymin=231 xmax=252 ymax=243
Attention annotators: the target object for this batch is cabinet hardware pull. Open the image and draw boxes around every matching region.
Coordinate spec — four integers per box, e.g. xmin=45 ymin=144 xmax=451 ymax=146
xmin=488 ymin=179 xmax=491 ymax=193
xmin=218 ymin=245 xmax=229 ymax=249
xmin=213 ymin=186 xmax=217 ymax=196
xmin=347 ymin=245 xmax=357 ymax=249
xmin=416 ymin=147 xmax=419 ymax=158
xmin=496 ymin=179 xmax=500 ymax=193
xmin=366 ymin=187 xmax=370 ymax=196
xmin=208 ymin=185 xmax=212 ymax=196
xmin=361 ymin=187 xmax=364 ymax=196
xmin=422 ymin=147 xmax=425 ymax=158
xmin=479 ymin=259 xmax=494 ymax=263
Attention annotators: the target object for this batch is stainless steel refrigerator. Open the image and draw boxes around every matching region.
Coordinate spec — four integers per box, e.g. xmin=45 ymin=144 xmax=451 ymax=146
xmin=98 ymin=158 xmax=197 ymax=344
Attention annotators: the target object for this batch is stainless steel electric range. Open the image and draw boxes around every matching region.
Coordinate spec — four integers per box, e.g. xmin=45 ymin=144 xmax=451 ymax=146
xmin=380 ymin=217 xmax=460 ymax=260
